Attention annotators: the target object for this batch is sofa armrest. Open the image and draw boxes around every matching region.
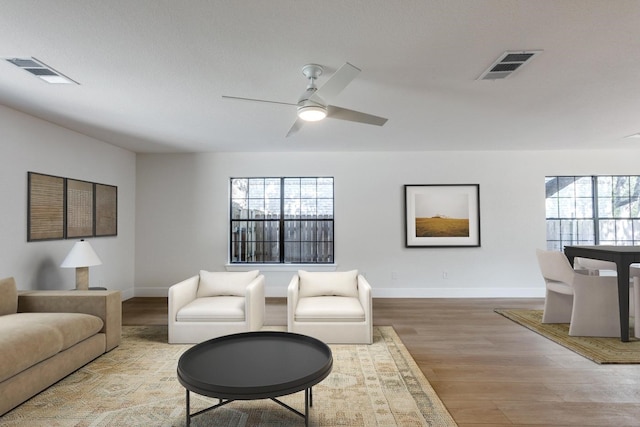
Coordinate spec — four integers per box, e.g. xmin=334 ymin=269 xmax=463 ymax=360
xmin=287 ymin=274 xmax=300 ymax=326
xmin=245 ymin=275 xmax=265 ymax=330
xmin=17 ymin=290 xmax=122 ymax=352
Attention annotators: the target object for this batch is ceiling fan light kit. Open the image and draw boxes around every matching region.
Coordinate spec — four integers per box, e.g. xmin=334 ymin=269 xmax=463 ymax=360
xmin=222 ymin=61 xmax=388 ymax=136
xmin=297 ymin=104 xmax=327 ymax=121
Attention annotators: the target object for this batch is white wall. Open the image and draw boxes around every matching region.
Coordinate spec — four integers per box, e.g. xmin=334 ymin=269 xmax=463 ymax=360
xmin=134 ymin=149 xmax=640 ymax=298
xmin=4 ymin=103 xmax=637 ymax=300
xmin=0 ymin=105 xmax=136 ymax=299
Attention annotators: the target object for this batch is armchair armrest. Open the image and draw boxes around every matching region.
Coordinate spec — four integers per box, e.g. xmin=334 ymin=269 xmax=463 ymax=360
xmin=357 ymin=275 xmax=373 ymax=344
xmin=245 ymin=274 xmax=265 ymax=330
xmin=168 ymin=275 xmax=199 ymax=323
xmin=17 ymin=290 xmax=122 ymax=352
xmin=357 ymin=274 xmax=372 ymax=316
xmin=287 ymin=274 xmax=300 ymax=326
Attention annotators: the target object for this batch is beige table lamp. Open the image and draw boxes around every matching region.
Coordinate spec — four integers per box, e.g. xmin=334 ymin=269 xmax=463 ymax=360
xmin=61 ymin=239 xmax=102 ymax=290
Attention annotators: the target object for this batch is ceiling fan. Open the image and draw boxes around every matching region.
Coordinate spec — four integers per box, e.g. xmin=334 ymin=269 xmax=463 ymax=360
xmin=222 ymin=62 xmax=388 ymax=137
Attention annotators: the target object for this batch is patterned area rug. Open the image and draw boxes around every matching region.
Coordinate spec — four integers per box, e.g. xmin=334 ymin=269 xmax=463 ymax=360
xmin=1 ymin=326 xmax=456 ymax=426
xmin=496 ymin=309 xmax=640 ymax=364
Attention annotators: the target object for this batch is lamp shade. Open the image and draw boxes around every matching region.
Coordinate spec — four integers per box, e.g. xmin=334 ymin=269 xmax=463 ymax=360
xmin=61 ymin=240 xmax=102 ymax=268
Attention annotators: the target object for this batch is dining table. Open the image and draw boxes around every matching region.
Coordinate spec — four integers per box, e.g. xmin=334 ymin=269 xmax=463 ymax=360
xmin=564 ymin=245 xmax=640 ymax=342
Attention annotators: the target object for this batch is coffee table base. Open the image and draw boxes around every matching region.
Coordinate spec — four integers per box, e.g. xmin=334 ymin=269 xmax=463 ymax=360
xmin=185 ymin=387 xmax=314 ymax=426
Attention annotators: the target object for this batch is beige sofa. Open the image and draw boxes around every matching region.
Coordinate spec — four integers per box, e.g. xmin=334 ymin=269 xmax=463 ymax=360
xmin=0 ymin=277 xmax=121 ymax=416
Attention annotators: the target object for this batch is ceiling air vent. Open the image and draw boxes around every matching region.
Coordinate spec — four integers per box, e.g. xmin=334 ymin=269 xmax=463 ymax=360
xmin=478 ymin=50 xmax=541 ymax=80
xmin=4 ymin=57 xmax=79 ymax=84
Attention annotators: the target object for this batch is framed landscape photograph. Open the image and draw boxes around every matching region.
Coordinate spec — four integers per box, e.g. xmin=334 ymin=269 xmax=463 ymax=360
xmin=405 ymin=184 xmax=480 ymax=247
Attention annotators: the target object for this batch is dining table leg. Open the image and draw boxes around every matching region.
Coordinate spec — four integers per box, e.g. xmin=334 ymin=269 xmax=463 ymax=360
xmin=617 ymin=260 xmax=631 ymax=342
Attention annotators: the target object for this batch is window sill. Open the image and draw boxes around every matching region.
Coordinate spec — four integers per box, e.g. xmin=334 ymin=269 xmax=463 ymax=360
xmin=225 ymin=264 xmax=338 ymax=272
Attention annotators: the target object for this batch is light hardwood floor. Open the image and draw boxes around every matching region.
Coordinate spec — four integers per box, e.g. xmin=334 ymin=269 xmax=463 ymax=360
xmin=122 ymin=297 xmax=640 ymax=427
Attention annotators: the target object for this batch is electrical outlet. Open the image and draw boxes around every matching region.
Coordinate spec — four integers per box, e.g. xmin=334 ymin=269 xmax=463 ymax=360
xmin=442 ymin=271 xmax=448 ymax=279
xmin=391 ymin=271 xmax=398 ymax=280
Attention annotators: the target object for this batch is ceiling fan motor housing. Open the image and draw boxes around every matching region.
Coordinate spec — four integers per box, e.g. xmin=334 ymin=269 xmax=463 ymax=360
xmin=297 ymin=66 xmax=327 ymax=121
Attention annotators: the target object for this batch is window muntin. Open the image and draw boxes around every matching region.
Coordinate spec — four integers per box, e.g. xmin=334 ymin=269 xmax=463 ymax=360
xmin=230 ymin=177 xmax=334 ymax=264
xmin=546 ymin=176 xmax=640 ymax=250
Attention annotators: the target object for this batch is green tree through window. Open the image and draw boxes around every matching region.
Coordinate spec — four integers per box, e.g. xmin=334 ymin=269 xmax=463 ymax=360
xmin=546 ymin=176 xmax=640 ymax=250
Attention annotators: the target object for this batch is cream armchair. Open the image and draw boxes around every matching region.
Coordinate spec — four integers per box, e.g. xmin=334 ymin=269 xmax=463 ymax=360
xmin=168 ymin=270 xmax=265 ymax=344
xmin=288 ymin=270 xmax=372 ymax=344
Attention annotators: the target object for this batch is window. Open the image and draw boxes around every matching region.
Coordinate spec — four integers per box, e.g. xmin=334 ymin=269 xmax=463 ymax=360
xmin=546 ymin=176 xmax=640 ymax=250
xmin=230 ymin=177 xmax=334 ymax=264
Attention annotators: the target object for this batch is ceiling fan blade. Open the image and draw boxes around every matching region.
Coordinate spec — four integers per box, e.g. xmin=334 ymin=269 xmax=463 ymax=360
xmin=286 ymin=118 xmax=305 ymax=137
xmin=222 ymin=95 xmax=297 ymax=107
xmin=310 ymin=62 xmax=361 ymax=103
xmin=326 ymin=105 xmax=388 ymax=126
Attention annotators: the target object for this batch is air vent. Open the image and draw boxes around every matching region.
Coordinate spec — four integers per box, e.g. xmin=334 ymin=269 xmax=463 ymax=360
xmin=4 ymin=57 xmax=79 ymax=84
xmin=478 ymin=50 xmax=541 ymax=80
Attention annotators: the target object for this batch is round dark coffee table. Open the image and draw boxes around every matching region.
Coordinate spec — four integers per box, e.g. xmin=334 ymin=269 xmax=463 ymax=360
xmin=177 ymin=331 xmax=333 ymax=426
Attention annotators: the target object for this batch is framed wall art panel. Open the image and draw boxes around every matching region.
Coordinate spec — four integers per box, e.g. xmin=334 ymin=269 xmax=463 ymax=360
xmin=66 ymin=179 xmax=94 ymax=238
xmin=95 ymin=183 xmax=117 ymax=236
xmin=28 ymin=172 xmax=65 ymax=241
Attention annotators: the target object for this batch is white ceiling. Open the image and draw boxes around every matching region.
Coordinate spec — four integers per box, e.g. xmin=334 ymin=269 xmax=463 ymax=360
xmin=2 ymin=0 xmax=640 ymax=153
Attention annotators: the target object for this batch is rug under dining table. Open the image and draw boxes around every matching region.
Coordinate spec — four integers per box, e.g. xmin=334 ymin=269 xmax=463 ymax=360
xmin=496 ymin=308 xmax=640 ymax=364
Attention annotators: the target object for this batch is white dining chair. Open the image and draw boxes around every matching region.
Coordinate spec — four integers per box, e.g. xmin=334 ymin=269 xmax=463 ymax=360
xmin=537 ymin=249 xmax=621 ymax=337
xmin=573 ymin=257 xmax=640 ymax=336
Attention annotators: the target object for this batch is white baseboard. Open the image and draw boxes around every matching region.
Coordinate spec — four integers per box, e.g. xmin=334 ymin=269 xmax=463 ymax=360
xmin=371 ymin=287 xmax=545 ymax=298
xmin=119 ymin=288 xmax=136 ymax=300
xmin=130 ymin=286 xmax=545 ymax=299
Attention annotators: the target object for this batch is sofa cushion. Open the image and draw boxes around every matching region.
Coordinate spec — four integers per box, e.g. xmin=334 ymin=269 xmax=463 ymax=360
xmin=197 ymin=270 xmax=259 ymax=298
xmin=0 ymin=277 xmax=17 ymax=316
xmin=0 ymin=312 xmax=104 ymax=383
xmin=176 ymin=296 xmax=245 ymax=322
xmin=295 ymin=296 xmax=365 ymax=322
xmin=298 ymin=270 xmax=359 ymax=298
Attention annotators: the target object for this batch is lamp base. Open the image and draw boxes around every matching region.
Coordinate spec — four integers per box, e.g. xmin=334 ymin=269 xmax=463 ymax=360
xmin=75 ymin=267 xmax=89 ymax=290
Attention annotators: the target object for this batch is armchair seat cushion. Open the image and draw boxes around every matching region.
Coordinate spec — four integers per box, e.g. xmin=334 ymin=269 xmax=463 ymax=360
xmin=295 ymin=296 xmax=365 ymax=322
xmin=176 ymin=296 xmax=245 ymax=322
